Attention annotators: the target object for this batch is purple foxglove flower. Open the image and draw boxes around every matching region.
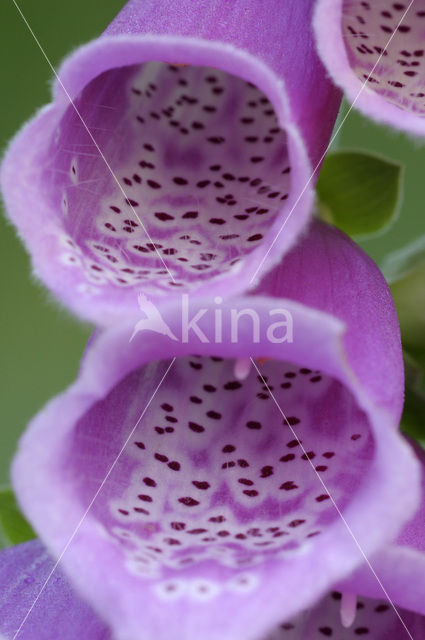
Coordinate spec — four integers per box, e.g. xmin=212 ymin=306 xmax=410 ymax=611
xmin=337 ymin=440 xmax=425 ymax=618
xmin=270 ymin=440 xmax=425 ymax=638
xmin=4 ymin=503 xmax=425 ymax=640
xmin=0 ymin=539 xmax=110 ymax=639
xmin=266 ymin=589 xmax=425 ymax=638
xmin=314 ymin=0 xmax=425 ymax=136
xmin=0 ymin=0 xmax=340 ymax=326
xmin=12 ymin=221 xmax=420 ymax=640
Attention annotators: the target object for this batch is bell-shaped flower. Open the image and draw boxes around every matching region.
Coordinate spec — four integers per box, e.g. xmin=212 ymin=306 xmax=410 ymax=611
xmin=335 ymin=439 xmax=425 ymax=621
xmin=12 ymin=221 xmax=419 ymax=640
xmin=268 ymin=440 xmax=425 ymax=637
xmin=314 ymin=0 xmax=425 ymax=137
xmin=4 ymin=493 xmax=425 ymax=640
xmin=0 ymin=0 xmax=340 ymax=325
xmin=267 ymin=587 xmax=425 ymax=638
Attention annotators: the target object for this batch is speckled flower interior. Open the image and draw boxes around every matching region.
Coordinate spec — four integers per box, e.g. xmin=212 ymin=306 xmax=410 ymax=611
xmin=342 ymin=0 xmax=425 ymax=114
xmin=2 ymin=0 xmax=342 ymax=323
xmin=12 ymin=217 xmax=419 ymax=639
xmin=266 ymin=590 xmax=425 ymax=638
xmin=65 ymin=355 xmax=372 ymax=596
xmin=51 ymin=62 xmax=290 ymax=294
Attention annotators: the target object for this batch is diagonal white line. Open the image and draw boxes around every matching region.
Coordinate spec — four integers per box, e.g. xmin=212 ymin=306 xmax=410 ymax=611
xmin=8 ymin=1 xmax=417 ymax=636
xmin=12 ymin=357 xmax=177 ymax=639
xmin=11 ymin=0 xmax=175 ymax=282
xmin=249 ymin=0 xmax=415 ymax=286
xmin=250 ymin=358 xmax=414 ymax=639
xmin=13 ymin=0 xmax=414 ymax=289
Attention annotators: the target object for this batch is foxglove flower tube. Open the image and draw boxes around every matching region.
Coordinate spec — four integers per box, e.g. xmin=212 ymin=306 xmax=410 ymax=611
xmin=3 ymin=541 xmax=425 ymax=640
xmin=314 ymin=0 xmax=425 ymax=137
xmin=12 ymin=221 xmax=419 ymax=640
xmin=0 ymin=540 xmax=110 ymax=640
xmin=4 ymin=539 xmax=425 ymax=640
xmin=270 ymin=441 xmax=425 ymax=638
xmin=0 ymin=0 xmax=340 ymax=325
xmin=338 ymin=440 xmax=425 ymax=618
xmin=266 ymin=589 xmax=425 ymax=638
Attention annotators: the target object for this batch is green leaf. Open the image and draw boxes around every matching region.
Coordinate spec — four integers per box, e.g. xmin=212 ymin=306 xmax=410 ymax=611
xmin=0 ymin=487 xmax=36 ymax=549
xmin=316 ymin=150 xmax=402 ymax=237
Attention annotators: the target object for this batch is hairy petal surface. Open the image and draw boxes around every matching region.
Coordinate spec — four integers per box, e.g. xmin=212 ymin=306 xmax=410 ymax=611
xmin=0 ymin=0 xmax=340 ymax=325
xmin=0 ymin=540 xmax=110 ymax=640
xmin=12 ymin=222 xmax=419 ymax=640
xmin=314 ymin=0 xmax=425 ymax=136
xmin=255 ymin=220 xmax=405 ymax=422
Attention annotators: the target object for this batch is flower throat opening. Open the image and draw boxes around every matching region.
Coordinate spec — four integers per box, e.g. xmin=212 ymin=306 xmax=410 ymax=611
xmin=342 ymin=0 xmax=425 ymax=115
xmin=48 ymin=62 xmax=292 ymax=294
xmin=68 ymin=355 xmax=373 ymax=592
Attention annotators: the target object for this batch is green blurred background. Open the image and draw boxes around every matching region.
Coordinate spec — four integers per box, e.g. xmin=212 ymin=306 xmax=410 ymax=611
xmin=1 ymin=0 xmax=424 ymax=484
